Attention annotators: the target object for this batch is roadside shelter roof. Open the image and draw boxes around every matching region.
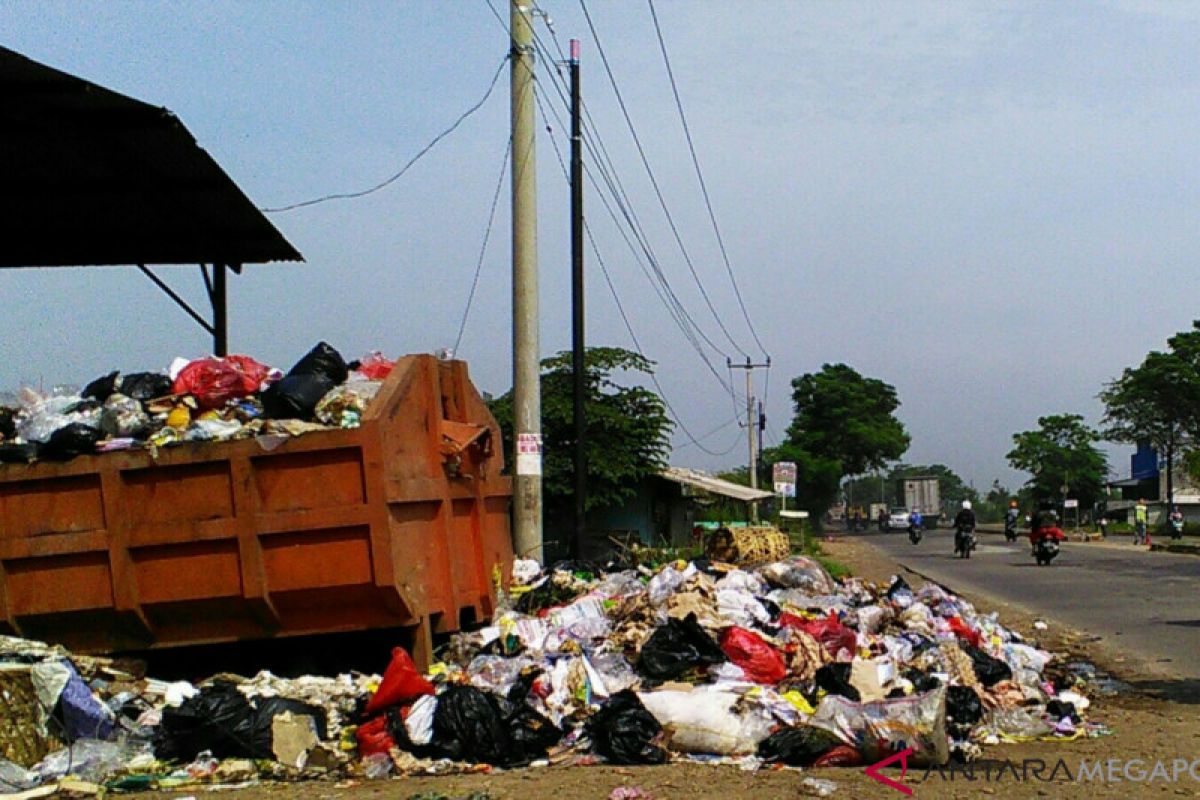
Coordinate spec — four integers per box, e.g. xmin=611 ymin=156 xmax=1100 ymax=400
xmin=0 ymin=45 xmax=301 ymax=268
xmin=660 ymin=466 xmax=773 ymax=503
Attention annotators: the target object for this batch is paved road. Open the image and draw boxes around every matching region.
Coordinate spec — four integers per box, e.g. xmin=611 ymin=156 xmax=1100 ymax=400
xmin=855 ymin=528 xmax=1200 ymax=681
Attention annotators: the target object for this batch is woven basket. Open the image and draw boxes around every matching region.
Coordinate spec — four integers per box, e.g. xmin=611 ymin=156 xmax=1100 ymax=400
xmin=0 ymin=665 xmax=54 ymax=768
xmin=704 ymin=525 xmax=790 ymax=565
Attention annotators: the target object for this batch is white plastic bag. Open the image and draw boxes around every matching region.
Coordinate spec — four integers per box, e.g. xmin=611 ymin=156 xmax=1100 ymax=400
xmin=638 ymin=690 xmax=774 ymax=755
xmin=404 ymin=694 xmax=437 ymax=745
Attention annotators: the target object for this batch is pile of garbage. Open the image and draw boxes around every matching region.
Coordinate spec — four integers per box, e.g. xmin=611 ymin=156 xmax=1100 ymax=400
xmin=0 ymin=556 xmax=1110 ymax=792
xmin=0 ymin=343 xmax=395 ymax=465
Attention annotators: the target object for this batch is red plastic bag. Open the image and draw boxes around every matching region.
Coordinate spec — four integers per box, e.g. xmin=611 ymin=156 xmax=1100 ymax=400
xmin=948 ymin=615 xmax=983 ymax=648
xmin=364 ymin=647 xmax=435 ymax=715
xmin=355 ymin=715 xmax=395 ymax=757
xmin=357 ymin=352 xmax=395 ymax=381
xmin=172 ymin=358 xmax=251 ymax=409
xmin=720 ymin=626 xmax=788 ymax=684
xmin=225 ymin=354 xmax=276 ymax=393
xmin=813 ymin=744 xmax=863 ymax=767
xmin=779 ymin=612 xmax=858 ymax=659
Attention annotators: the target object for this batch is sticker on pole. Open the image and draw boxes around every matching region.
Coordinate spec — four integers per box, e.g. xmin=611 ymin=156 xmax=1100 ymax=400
xmin=516 ymin=432 xmax=543 ymax=476
xmin=773 ymin=461 xmax=797 ymax=497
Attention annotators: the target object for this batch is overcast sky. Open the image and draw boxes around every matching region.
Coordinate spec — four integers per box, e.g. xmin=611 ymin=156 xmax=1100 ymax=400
xmin=3 ymin=1 xmax=1198 ymax=491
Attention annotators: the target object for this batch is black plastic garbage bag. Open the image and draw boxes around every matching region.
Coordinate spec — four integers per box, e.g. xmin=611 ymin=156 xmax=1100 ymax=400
xmin=903 ymin=668 xmax=941 ymax=693
xmin=945 ymin=685 xmax=984 ymax=738
xmin=757 ymin=725 xmax=843 ymax=766
xmin=815 ymin=663 xmax=860 ymax=701
xmin=963 ymin=644 xmax=1013 ymax=687
xmin=0 ymin=442 xmax=37 ymax=463
xmin=637 ymin=613 xmax=725 ymax=680
xmin=585 ymin=690 xmax=667 ymax=765
xmin=249 ymin=697 xmax=329 ymax=756
xmin=82 ymin=371 xmax=121 ymax=401
xmin=262 ymin=342 xmax=349 ymax=421
xmin=1046 ymin=699 xmax=1080 ymax=723
xmin=155 ymin=682 xmax=259 ymax=760
xmin=40 ymin=424 xmax=102 ymax=461
xmin=497 ymin=697 xmax=562 ymax=762
xmin=0 ymin=407 xmax=16 ymax=440
xmin=262 ymin=374 xmax=334 ymax=421
xmin=430 ymin=684 xmax=515 ymax=767
xmin=289 ymin=341 xmax=349 ymax=384
xmin=120 ymin=372 xmax=174 ymax=402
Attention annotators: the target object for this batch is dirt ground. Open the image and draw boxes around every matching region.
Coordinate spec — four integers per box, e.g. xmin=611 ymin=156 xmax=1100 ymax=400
xmin=143 ymin=536 xmax=1200 ymax=800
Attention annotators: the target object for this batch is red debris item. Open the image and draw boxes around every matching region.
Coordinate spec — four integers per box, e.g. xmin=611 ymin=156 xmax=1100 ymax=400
xmin=365 ymin=647 xmax=436 ymax=715
xmin=357 ymin=352 xmax=395 ymax=381
xmin=948 ymin=615 xmax=983 ymax=649
xmin=720 ymin=626 xmax=788 ymax=684
xmin=225 ymin=354 xmax=276 ymax=393
xmin=355 ymin=715 xmax=395 ymax=757
xmin=813 ymin=744 xmax=863 ymax=767
xmin=779 ymin=612 xmax=858 ymax=659
xmin=172 ymin=358 xmax=251 ymax=410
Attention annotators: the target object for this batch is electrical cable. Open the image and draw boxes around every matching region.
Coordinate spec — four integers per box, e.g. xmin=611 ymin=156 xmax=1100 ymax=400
xmin=453 ymin=136 xmax=512 ymax=355
xmin=261 ymin=57 xmax=507 ymax=213
xmin=536 ymin=92 xmax=741 ymax=457
xmin=578 ymin=0 xmax=750 ymax=358
xmin=647 ymin=0 xmax=770 ymax=359
xmin=532 ymin=77 xmax=736 ymax=398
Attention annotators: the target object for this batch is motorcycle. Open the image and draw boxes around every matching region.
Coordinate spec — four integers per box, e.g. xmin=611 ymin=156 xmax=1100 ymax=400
xmin=1033 ymin=527 xmax=1065 ymax=565
xmin=1170 ymin=514 xmax=1185 ymax=540
xmin=1003 ymin=515 xmax=1018 ymax=542
xmin=954 ymin=527 xmax=976 ymax=558
xmin=909 ymin=522 xmax=923 ymax=545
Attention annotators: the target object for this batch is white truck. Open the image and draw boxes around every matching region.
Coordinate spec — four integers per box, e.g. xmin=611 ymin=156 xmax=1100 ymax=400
xmin=901 ymin=476 xmax=942 ymax=528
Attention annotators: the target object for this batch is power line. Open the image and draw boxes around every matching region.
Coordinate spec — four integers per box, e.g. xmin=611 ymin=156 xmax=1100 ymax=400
xmin=261 ymin=57 xmax=507 ymax=213
xmin=536 ymin=88 xmax=741 ymax=457
xmin=577 ymin=0 xmax=751 ymax=359
xmin=646 ymin=0 xmax=770 ymax=360
xmin=533 ymin=77 xmax=736 ymax=398
xmin=454 ymin=136 xmax=511 ymax=355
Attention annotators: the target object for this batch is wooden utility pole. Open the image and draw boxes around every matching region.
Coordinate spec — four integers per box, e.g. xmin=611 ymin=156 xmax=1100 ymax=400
xmin=511 ymin=0 xmax=542 ymax=561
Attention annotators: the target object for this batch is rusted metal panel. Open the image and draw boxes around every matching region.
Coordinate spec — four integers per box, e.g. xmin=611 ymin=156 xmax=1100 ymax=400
xmin=0 ymin=355 xmax=512 ymax=665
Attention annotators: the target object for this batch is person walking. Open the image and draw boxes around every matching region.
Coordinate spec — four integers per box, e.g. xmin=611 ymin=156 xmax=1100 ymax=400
xmin=1133 ymin=499 xmax=1149 ymax=546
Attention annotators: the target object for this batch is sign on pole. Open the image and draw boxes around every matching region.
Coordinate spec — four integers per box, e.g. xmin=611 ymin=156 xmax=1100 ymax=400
xmin=1063 ymin=499 xmax=1079 ymax=509
xmin=773 ymin=461 xmax=797 ymax=498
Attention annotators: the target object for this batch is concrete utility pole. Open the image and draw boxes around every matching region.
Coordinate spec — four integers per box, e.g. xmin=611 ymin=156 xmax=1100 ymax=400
xmin=511 ymin=0 xmax=542 ymax=561
xmin=569 ymin=39 xmax=586 ymax=560
xmin=729 ymin=357 xmax=770 ymax=521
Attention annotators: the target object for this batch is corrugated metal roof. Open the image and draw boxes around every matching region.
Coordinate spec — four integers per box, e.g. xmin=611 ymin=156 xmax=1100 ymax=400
xmin=0 ymin=46 xmax=301 ymax=267
xmin=660 ymin=466 xmax=773 ymax=502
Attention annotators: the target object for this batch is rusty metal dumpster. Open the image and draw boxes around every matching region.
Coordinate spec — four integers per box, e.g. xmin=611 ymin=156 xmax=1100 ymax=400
xmin=0 ymin=355 xmax=512 ymax=667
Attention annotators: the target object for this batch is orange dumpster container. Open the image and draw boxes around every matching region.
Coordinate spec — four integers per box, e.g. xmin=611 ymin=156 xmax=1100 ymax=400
xmin=0 ymin=355 xmax=512 ymax=668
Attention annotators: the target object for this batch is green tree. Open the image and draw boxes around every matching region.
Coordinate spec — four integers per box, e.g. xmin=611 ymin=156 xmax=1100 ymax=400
xmin=488 ymin=347 xmax=672 ymax=517
xmin=1101 ymin=326 xmax=1200 ymax=509
xmin=1007 ymin=414 xmax=1107 ymax=508
xmin=767 ymin=363 xmax=910 ymax=520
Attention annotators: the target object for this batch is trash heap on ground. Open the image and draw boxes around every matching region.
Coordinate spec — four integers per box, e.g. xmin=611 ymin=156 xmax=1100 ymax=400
xmin=0 ymin=554 xmax=1112 ymax=793
xmin=0 ymin=342 xmax=394 ymax=464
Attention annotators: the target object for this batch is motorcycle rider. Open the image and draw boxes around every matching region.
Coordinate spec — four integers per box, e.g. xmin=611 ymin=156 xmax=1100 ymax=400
xmin=909 ymin=508 xmax=923 ymax=536
xmin=1004 ymin=500 xmax=1020 ymax=539
xmin=1029 ymin=501 xmax=1061 ymax=556
xmin=954 ymin=500 xmax=976 ymax=554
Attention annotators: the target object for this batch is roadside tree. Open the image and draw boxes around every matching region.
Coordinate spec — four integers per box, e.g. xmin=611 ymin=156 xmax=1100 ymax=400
xmin=1007 ymin=414 xmax=1107 ymax=509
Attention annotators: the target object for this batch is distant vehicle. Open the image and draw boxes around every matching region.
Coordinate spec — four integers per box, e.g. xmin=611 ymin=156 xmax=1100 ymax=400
xmin=886 ymin=507 xmax=911 ymax=532
xmin=901 ymin=477 xmax=941 ymax=528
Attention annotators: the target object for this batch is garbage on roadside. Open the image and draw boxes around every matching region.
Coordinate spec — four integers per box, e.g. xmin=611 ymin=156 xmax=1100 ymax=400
xmin=0 ymin=552 xmax=1112 ymax=792
xmin=0 ymin=343 xmax=399 ymax=464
